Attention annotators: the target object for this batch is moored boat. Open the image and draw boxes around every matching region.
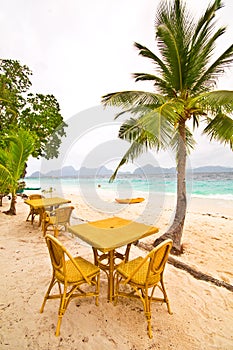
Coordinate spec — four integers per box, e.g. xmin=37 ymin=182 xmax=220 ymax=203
xmin=115 ymin=197 xmax=145 ymax=204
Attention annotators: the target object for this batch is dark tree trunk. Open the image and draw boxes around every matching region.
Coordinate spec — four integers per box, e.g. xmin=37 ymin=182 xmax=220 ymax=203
xmin=3 ymin=192 xmax=17 ymax=215
xmin=137 ymin=242 xmax=233 ymax=292
xmin=153 ymin=120 xmax=187 ymax=255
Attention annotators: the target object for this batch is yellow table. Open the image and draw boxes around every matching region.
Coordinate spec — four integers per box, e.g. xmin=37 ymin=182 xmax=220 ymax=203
xmin=24 ymin=197 xmax=71 ymax=226
xmin=68 ymin=216 xmax=159 ymax=301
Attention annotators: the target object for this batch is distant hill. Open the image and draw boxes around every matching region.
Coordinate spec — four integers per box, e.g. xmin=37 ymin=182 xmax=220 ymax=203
xmin=78 ymin=166 xmax=113 ymax=176
xmin=133 ymin=164 xmax=176 ymax=175
xmin=28 ymin=164 xmax=233 ymax=178
xmin=29 ymin=165 xmax=115 ymax=178
xmin=192 ymin=166 xmax=233 ymax=173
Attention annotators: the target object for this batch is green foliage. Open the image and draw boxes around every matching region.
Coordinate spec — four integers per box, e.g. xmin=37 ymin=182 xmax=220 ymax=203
xmin=0 ymin=129 xmax=35 ymax=195
xmin=0 ymin=59 xmax=67 ymax=159
xmin=102 ymin=0 xmax=233 ymax=250
xmin=102 ymin=0 xmax=233 ymax=172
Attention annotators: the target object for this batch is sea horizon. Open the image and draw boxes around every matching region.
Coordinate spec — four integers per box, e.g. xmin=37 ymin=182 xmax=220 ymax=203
xmin=24 ymin=171 xmax=233 ymax=201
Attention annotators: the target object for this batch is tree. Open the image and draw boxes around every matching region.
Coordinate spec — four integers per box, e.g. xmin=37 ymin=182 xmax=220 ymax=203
xmin=0 ymin=129 xmax=35 ymax=215
xmin=102 ymin=0 xmax=233 ymax=254
xmin=0 ymin=59 xmax=67 ymax=160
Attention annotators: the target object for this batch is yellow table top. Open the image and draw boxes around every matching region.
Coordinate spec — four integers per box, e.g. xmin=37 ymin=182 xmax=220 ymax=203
xmin=69 ymin=216 xmax=159 ymax=252
xmin=24 ymin=197 xmax=71 ymax=209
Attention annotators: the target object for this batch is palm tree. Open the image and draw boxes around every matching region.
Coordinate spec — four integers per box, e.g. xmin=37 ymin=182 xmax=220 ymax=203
xmin=0 ymin=129 xmax=35 ymax=214
xmin=102 ymin=0 xmax=233 ymax=254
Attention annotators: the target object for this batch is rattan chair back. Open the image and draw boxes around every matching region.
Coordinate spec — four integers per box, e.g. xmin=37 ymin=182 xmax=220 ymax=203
xmin=40 ymin=234 xmax=100 ymax=336
xmin=114 ymin=239 xmax=173 ymax=338
xmin=43 ymin=206 xmax=74 ymax=237
xmin=26 ymin=194 xmax=43 ymax=224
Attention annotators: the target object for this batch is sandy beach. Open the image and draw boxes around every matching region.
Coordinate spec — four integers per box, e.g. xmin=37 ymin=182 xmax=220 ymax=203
xmin=0 ymin=191 xmax=233 ymax=350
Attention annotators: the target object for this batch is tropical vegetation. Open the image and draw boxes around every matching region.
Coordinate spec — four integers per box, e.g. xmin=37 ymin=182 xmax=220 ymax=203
xmin=0 ymin=130 xmax=35 ymax=214
xmin=102 ymin=0 xmax=233 ymax=254
xmin=0 ymin=59 xmax=67 ymax=213
xmin=0 ymin=59 xmax=67 ymax=160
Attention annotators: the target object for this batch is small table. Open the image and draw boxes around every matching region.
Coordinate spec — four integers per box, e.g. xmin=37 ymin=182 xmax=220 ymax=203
xmin=24 ymin=197 xmax=71 ymax=226
xmin=68 ymin=216 xmax=159 ymax=301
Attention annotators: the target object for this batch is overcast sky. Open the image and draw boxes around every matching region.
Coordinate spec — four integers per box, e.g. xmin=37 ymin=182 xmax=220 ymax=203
xmin=1 ymin=0 xmax=233 ymax=175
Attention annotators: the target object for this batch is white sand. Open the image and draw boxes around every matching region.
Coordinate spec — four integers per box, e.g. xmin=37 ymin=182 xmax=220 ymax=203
xmin=0 ymin=192 xmax=233 ymax=350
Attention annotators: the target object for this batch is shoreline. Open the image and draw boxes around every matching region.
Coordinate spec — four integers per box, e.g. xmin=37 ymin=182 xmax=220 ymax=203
xmin=1 ymin=193 xmax=233 ymax=349
xmin=23 ymin=174 xmax=233 ymax=202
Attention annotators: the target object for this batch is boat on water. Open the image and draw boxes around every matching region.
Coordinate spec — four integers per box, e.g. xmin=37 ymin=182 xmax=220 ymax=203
xmin=115 ymin=197 xmax=145 ymax=204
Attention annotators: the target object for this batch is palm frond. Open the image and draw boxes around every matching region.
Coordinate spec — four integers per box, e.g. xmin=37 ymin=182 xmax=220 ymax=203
xmin=186 ymin=27 xmax=226 ymax=90
xmin=0 ymin=130 xmax=35 ymax=193
xmin=6 ymin=130 xmax=35 ymax=179
xmin=133 ymin=73 xmax=177 ymax=97
xmin=195 ymin=90 xmax=233 ymax=113
xmin=109 ymin=110 xmax=175 ymax=182
xmin=193 ymin=44 xmax=233 ymax=93
xmin=169 ymin=126 xmax=196 ymax=154
xmin=118 ymin=116 xmax=169 ymax=151
xmin=0 ymin=164 xmax=14 ymax=190
xmin=191 ymin=0 xmax=223 ymax=46
xmin=109 ymin=138 xmax=151 ymax=182
xmin=156 ymin=23 xmax=184 ymax=90
xmin=116 ymin=102 xmax=181 ymax=150
xmin=155 ymin=0 xmax=192 ymax=91
xmin=102 ymin=91 xmax=166 ymax=109
xmin=203 ymin=113 xmax=233 ymax=149
xmin=134 ymin=42 xmax=171 ymax=79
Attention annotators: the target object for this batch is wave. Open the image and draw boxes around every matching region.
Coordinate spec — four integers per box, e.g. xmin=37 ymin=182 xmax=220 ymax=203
xmin=24 ymin=175 xmax=233 ymax=201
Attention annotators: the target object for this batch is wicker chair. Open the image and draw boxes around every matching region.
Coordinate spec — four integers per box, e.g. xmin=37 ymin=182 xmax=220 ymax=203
xmin=42 ymin=206 xmax=74 ymax=237
xmin=114 ymin=239 xmax=173 ymax=338
xmin=26 ymin=194 xmax=44 ymax=224
xmin=40 ymin=234 xmax=100 ymax=336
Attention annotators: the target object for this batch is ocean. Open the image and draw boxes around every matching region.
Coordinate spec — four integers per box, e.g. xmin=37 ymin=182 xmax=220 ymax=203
xmin=24 ymin=172 xmax=233 ymax=201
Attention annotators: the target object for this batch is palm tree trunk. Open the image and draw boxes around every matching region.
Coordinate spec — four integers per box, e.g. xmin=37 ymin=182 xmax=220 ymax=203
xmin=9 ymin=193 xmax=17 ymax=215
xmin=4 ymin=191 xmax=17 ymax=215
xmin=153 ymin=120 xmax=187 ymax=255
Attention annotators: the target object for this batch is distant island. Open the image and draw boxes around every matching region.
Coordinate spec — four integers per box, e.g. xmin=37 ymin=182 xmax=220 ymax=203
xmin=27 ymin=164 xmax=233 ymax=178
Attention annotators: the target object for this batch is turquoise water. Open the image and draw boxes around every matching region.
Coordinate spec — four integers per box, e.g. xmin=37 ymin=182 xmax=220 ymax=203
xmin=24 ymin=172 xmax=233 ymax=200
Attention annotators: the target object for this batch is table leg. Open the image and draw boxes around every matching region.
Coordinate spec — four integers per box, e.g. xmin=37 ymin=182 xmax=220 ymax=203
xmin=108 ymin=250 xmax=114 ymax=302
xmin=92 ymin=248 xmax=115 ymax=302
xmin=38 ymin=208 xmax=45 ymax=227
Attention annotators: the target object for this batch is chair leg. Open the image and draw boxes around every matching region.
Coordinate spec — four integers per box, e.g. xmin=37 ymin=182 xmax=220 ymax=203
xmin=54 ymin=227 xmax=59 ymax=238
xmin=26 ymin=209 xmax=34 ymax=224
xmin=144 ymin=294 xmax=153 ymax=339
xmin=43 ymin=222 xmax=49 ymax=236
xmin=55 ymin=285 xmax=68 ymax=337
xmin=40 ymin=275 xmax=56 ymax=313
xmin=113 ymin=273 xmax=120 ymax=305
xmin=160 ymin=277 xmax=172 ymax=314
xmin=26 ymin=212 xmax=31 ymax=222
xmin=95 ymin=274 xmax=100 ymax=306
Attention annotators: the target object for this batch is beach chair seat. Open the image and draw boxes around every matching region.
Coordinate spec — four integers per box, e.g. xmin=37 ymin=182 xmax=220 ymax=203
xmin=114 ymin=239 xmax=173 ymax=338
xmin=42 ymin=206 xmax=74 ymax=237
xmin=26 ymin=194 xmax=44 ymax=224
xmin=40 ymin=234 xmax=100 ymax=336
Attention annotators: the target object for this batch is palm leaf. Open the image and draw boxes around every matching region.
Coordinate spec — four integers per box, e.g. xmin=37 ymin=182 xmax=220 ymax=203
xmin=193 ymin=44 xmax=233 ymax=93
xmin=134 ymin=42 xmax=171 ymax=79
xmin=169 ymin=126 xmax=196 ymax=154
xmin=102 ymin=91 xmax=166 ymax=109
xmin=191 ymin=0 xmax=223 ymax=47
xmin=6 ymin=130 xmax=35 ymax=179
xmin=0 ymin=164 xmax=14 ymax=190
xmin=133 ymin=73 xmax=176 ymax=96
xmin=118 ymin=116 xmax=169 ymax=151
xmin=203 ymin=113 xmax=233 ymax=149
xmin=195 ymin=91 xmax=233 ymax=113
xmin=109 ymin=137 xmax=152 ymax=182
xmin=0 ymin=129 xmax=35 ymax=192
